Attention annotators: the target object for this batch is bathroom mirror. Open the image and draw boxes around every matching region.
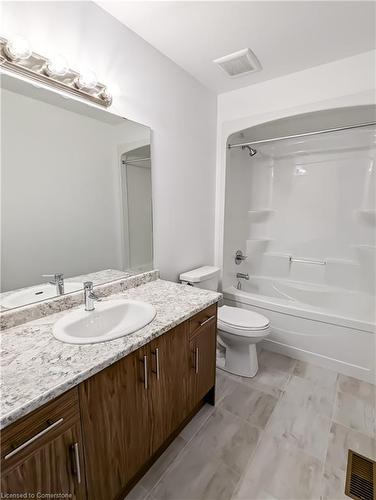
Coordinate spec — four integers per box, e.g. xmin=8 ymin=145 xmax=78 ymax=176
xmin=0 ymin=73 xmax=153 ymax=310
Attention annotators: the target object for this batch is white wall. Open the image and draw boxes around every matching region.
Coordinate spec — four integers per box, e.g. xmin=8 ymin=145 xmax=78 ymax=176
xmin=1 ymin=1 xmax=217 ymax=282
xmin=216 ymin=50 xmax=376 ymax=275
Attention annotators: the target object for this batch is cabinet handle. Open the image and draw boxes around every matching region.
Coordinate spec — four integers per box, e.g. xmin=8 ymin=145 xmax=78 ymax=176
xmin=195 ymin=347 xmax=199 ymax=374
xmin=4 ymin=417 xmax=64 ymax=460
xmin=152 ymin=348 xmax=160 ymax=380
xmin=71 ymin=442 xmax=82 ymax=484
xmin=143 ymin=355 xmax=148 ymax=389
xmin=200 ymin=315 xmax=216 ymax=327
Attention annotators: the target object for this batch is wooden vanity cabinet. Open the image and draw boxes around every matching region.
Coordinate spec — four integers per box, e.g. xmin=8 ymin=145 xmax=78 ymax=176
xmin=1 ymin=304 xmax=217 ymax=500
xmin=79 ymin=304 xmax=217 ymax=500
xmin=78 ymin=346 xmax=151 ymax=500
xmin=148 ymin=321 xmax=193 ymax=453
xmin=1 ymin=389 xmax=86 ymax=499
xmin=189 ymin=304 xmax=217 ymax=403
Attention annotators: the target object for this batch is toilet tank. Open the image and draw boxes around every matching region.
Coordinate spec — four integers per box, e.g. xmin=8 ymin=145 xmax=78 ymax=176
xmin=179 ymin=266 xmax=220 ymax=291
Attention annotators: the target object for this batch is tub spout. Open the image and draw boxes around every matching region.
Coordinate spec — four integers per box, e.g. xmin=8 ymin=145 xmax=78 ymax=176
xmin=236 ymin=272 xmax=249 ymax=280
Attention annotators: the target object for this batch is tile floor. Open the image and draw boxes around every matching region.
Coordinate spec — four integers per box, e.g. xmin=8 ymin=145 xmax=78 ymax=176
xmin=125 ymin=349 xmax=376 ymax=500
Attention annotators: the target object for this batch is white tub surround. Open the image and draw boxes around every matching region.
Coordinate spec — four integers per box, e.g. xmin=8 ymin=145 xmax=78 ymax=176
xmin=222 ymin=109 xmax=375 ymax=384
xmin=0 ymin=279 xmax=221 ymax=429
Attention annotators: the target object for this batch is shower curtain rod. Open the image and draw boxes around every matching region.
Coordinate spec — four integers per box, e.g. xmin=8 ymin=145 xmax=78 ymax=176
xmin=227 ymin=121 xmax=376 ymax=149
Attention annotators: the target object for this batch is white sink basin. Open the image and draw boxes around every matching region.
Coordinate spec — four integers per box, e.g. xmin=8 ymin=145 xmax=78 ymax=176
xmin=52 ymin=299 xmax=156 ymax=344
xmin=1 ymin=282 xmax=82 ymax=309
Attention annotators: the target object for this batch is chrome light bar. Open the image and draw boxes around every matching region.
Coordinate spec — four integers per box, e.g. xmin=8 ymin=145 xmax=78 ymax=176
xmin=0 ymin=36 xmax=112 ymax=107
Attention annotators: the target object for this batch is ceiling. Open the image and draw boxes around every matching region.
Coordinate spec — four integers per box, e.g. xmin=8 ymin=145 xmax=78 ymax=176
xmin=97 ymin=1 xmax=376 ymax=94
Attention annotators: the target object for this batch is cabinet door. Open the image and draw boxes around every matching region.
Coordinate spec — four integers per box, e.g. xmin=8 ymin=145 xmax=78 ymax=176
xmin=148 ymin=322 xmax=192 ymax=453
xmin=1 ymin=423 xmax=85 ymax=498
xmin=1 ymin=389 xmax=85 ymax=499
xmin=189 ymin=309 xmax=217 ymax=403
xmin=79 ymin=346 xmax=150 ymax=500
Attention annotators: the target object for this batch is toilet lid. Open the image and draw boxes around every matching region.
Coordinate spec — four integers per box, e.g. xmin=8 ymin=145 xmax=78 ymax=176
xmin=218 ymin=305 xmax=269 ymax=331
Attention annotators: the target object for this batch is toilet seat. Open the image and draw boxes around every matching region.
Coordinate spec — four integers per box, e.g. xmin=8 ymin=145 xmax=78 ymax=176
xmin=218 ymin=305 xmax=270 ymax=337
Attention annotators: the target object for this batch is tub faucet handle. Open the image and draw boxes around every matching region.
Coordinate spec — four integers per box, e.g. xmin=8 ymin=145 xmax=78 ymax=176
xmin=235 ymin=250 xmax=247 ymax=265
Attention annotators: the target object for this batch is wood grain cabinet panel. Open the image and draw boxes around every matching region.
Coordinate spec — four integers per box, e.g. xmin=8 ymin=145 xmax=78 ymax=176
xmin=1 ymin=389 xmax=85 ymax=499
xmin=189 ymin=310 xmax=217 ymax=403
xmin=148 ymin=321 xmax=193 ymax=453
xmin=79 ymin=346 xmax=150 ymax=500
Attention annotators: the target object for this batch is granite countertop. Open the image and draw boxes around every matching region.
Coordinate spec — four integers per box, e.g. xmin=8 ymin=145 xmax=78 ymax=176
xmin=1 ymin=279 xmax=221 ymax=429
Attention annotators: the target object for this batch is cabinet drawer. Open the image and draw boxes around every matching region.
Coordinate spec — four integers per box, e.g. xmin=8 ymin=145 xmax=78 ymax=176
xmin=189 ymin=304 xmax=217 ymax=339
xmin=1 ymin=388 xmax=80 ymax=469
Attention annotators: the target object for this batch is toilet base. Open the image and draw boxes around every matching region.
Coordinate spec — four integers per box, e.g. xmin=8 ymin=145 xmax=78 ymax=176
xmin=217 ymin=343 xmax=259 ymax=378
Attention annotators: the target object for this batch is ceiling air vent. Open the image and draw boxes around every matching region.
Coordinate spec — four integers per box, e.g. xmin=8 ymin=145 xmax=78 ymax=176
xmin=213 ymin=48 xmax=261 ymax=78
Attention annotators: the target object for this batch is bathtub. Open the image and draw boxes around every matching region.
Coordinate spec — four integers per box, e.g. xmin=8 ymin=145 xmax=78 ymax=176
xmin=223 ymin=277 xmax=376 ymax=383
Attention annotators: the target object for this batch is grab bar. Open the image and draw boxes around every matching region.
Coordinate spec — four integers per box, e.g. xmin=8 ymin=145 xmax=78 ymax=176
xmin=289 ymin=256 xmax=326 ymax=266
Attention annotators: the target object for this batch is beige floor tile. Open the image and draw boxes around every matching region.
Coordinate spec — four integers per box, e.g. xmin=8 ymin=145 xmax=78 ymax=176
xmin=189 ymin=407 xmax=261 ymax=475
xmin=179 ymin=403 xmax=214 ymax=441
xmin=216 ymin=366 xmax=283 ymax=398
xmin=321 ymin=463 xmax=347 ymax=500
xmin=337 ymin=374 xmax=376 ymax=405
xmin=220 ymin=384 xmax=278 ymax=429
xmin=333 ymin=391 xmax=376 ymax=437
xmin=293 ymin=360 xmax=338 ymax=390
xmin=283 ymin=375 xmax=336 ymax=418
xmin=217 ymin=351 xmax=289 ymax=395
xmin=140 ymin=436 xmax=187 ymax=491
xmin=258 ymin=349 xmax=296 ymax=374
xmin=124 ymin=483 xmax=148 ymax=500
xmin=244 ymin=363 xmax=291 ymax=392
xmin=266 ymin=391 xmax=332 ymax=461
xmin=216 ymin=370 xmax=242 ymax=404
xmin=232 ymin=434 xmax=322 ymax=500
xmin=151 ymin=443 xmax=239 ymax=500
xmin=325 ymin=422 xmax=376 ymax=472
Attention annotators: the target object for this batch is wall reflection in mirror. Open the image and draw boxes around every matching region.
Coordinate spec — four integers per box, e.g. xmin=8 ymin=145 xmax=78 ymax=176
xmin=1 ymin=74 xmax=153 ymax=310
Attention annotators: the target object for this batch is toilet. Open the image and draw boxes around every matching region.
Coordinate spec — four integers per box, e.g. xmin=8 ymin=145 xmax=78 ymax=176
xmin=179 ymin=266 xmax=270 ymax=378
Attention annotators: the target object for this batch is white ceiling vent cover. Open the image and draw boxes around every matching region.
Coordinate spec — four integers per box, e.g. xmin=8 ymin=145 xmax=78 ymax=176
xmin=214 ymin=48 xmax=261 ymax=78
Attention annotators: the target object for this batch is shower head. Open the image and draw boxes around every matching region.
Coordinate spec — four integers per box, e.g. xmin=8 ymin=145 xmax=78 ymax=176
xmin=242 ymin=145 xmax=257 ymax=157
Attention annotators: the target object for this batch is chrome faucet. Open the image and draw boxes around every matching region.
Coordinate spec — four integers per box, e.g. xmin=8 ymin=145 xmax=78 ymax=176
xmin=236 ymin=272 xmax=249 ymax=280
xmin=43 ymin=273 xmax=64 ymax=295
xmin=83 ymin=281 xmax=101 ymax=311
xmin=236 ymin=273 xmax=249 ymax=290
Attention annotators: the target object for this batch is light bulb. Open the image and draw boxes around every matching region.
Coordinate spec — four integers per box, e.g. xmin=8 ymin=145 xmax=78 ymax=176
xmin=100 ymin=86 xmax=113 ymax=104
xmin=45 ymin=54 xmax=69 ymax=77
xmin=75 ymin=70 xmax=98 ymax=90
xmin=4 ymin=36 xmax=32 ymax=61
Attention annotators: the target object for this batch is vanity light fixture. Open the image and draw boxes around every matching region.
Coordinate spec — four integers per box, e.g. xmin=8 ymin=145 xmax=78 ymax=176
xmin=4 ymin=36 xmax=32 ymax=61
xmin=75 ymin=69 xmax=98 ymax=90
xmin=0 ymin=36 xmax=113 ymax=107
xmin=100 ymin=86 xmax=113 ymax=102
xmin=44 ymin=54 xmax=69 ymax=77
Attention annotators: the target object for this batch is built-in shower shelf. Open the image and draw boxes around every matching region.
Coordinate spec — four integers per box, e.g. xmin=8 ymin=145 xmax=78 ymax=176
xmin=357 ymin=209 xmax=376 ymax=224
xmin=248 ymin=209 xmax=275 ymax=221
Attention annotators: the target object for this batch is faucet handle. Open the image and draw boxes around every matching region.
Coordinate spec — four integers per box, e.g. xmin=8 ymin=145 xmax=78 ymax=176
xmin=235 ymin=250 xmax=248 ymax=265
